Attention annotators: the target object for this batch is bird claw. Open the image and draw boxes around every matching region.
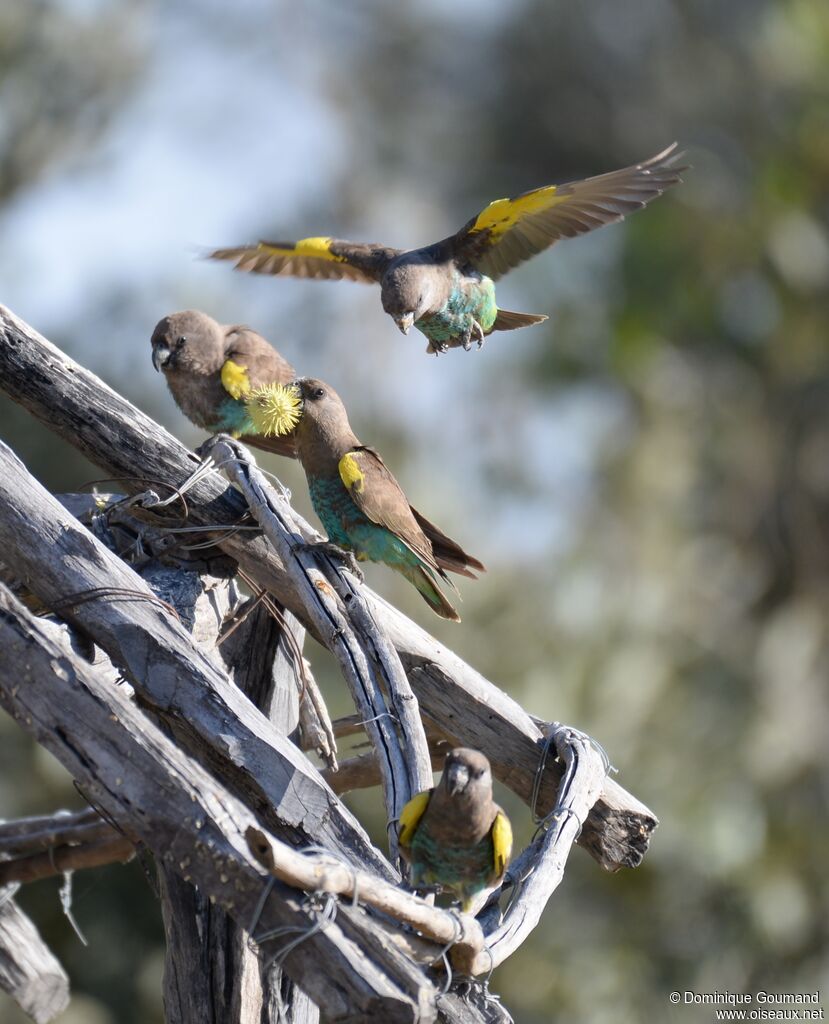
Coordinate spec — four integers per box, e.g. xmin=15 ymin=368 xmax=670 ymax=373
xmin=459 ymin=321 xmax=485 ymax=352
xmin=303 ymin=541 xmax=365 ymax=582
xmin=429 ymin=339 xmax=449 ymax=355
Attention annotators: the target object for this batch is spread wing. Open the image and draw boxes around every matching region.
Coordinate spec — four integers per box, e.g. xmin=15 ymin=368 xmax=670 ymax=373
xmin=209 ymin=236 xmax=400 ymax=284
xmin=450 ymin=144 xmax=685 ymax=280
xmin=337 ymin=447 xmax=446 ymax=576
xmin=219 ymin=328 xmax=298 ymax=458
xmin=490 ymin=809 xmax=513 ymax=879
xmin=398 ymin=789 xmax=432 ymax=849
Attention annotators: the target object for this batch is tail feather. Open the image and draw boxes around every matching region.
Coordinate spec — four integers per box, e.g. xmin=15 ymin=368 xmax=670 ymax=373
xmin=401 ymin=564 xmax=461 ymax=622
xmin=489 ymin=308 xmax=548 ymax=333
xmin=411 ymin=507 xmax=485 ymax=579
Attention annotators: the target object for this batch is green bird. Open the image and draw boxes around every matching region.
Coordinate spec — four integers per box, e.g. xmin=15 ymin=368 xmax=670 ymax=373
xmin=150 ymin=309 xmax=297 ymax=458
xmin=246 ymin=377 xmax=484 ymax=621
xmin=210 ymin=144 xmax=683 ymax=355
xmin=399 ymin=748 xmax=512 ymax=913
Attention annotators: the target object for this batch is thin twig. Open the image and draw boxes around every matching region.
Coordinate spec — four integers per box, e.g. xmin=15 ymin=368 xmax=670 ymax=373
xmin=0 ymin=836 xmax=136 ymax=886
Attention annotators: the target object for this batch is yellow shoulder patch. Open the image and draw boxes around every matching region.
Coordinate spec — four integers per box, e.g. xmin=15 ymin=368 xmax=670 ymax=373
xmin=471 ymin=185 xmax=562 ymax=243
xmin=261 ymin=236 xmax=345 ymax=262
xmin=220 ymin=359 xmax=251 ymax=400
xmin=398 ymin=790 xmax=431 ymax=848
xmin=339 ymin=452 xmax=365 ymax=493
xmin=295 ymin=236 xmax=345 ymax=261
xmin=491 ymin=811 xmax=513 ymax=878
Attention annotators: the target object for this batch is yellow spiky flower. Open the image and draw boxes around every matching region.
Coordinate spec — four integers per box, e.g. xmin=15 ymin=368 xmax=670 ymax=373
xmin=246 ymin=383 xmax=303 ymax=436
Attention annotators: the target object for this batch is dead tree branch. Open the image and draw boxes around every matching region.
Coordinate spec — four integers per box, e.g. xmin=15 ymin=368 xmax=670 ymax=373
xmin=0 ymin=305 xmax=657 ymax=871
xmin=0 ymin=585 xmax=484 ymax=1023
xmin=470 ymin=725 xmax=608 ymax=974
xmin=195 ymin=434 xmax=433 ymax=854
xmin=0 ymin=439 xmax=393 ymax=882
xmin=0 ymin=887 xmax=70 ymax=1024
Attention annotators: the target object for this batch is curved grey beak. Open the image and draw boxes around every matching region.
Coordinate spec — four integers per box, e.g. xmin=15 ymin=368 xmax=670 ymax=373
xmin=444 ymin=762 xmax=469 ymax=796
xmin=393 ymin=312 xmax=415 ymax=336
xmin=152 ymin=344 xmax=171 ymax=372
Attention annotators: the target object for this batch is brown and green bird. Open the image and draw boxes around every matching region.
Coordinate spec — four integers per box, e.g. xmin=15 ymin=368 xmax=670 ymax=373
xmin=399 ymin=748 xmax=512 ymax=912
xmin=209 ymin=144 xmax=684 ymax=355
xmin=150 ymin=309 xmax=297 ymax=458
xmin=245 ymin=377 xmax=483 ymax=620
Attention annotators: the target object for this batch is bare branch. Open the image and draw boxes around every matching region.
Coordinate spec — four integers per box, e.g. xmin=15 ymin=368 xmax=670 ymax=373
xmin=468 ymin=725 xmax=608 ymax=974
xmin=198 ymin=435 xmax=433 ymax=854
xmin=0 ymin=438 xmax=393 ymax=882
xmin=0 ymin=888 xmax=69 ymax=1024
xmin=0 ymin=305 xmax=658 ymax=871
xmin=0 ymin=586 xmax=444 ymax=1021
xmin=0 ymin=808 xmax=103 ymax=855
xmin=0 ymin=837 xmax=135 ymax=887
xmin=246 ymin=827 xmax=483 ymax=965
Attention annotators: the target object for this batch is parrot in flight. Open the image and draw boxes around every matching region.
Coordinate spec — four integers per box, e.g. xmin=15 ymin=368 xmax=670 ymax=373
xmin=210 ymin=144 xmax=684 ymax=355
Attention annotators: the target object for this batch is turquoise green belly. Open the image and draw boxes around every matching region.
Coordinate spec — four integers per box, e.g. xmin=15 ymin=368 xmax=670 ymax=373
xmin=308 ymin=475 xmax=422 ymax=570
xmin=410 ymin=825 xmax=495 ymax=898
xmin=206 ymin=397 xmax=254 ymax=435
xmin=417 ymin=277 xmax=497 ymax=343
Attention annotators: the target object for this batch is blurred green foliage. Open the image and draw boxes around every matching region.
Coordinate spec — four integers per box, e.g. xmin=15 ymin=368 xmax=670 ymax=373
xmin=1 ymin=1 xmax=827 ymax=1022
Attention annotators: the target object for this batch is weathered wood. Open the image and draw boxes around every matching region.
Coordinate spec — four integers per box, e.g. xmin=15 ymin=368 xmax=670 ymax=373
xmin=0 ymin=305 xmax=657 ymax=871
xmin=152 ymin=563 xmax=318 ymax=1024
xmin=246 ymin=827 xmax=484 ymax=964
xmin=150 ymin=567 xmax=263 ymax=1024
xmin=0 ymin=837 xmax=134 ymax=886
xmin=198 ymin=435 xmax=433 ymax=855
xmin=219 ymin=587 xmax=320 ymax=1023
xmin=467 ymin=725 xmax=607 ymax=975
xmin=0 ymin=809 xmax=103 ymax=854
xmin=0 ymin=887 xmax=70 ymax=1023
xmin=159 ymin=873 xmax=265 ymax=1024
xmin=0 ymin=587 xmax=441 ymax=1022
xmin=0 ymin=439 xmax=394 ymax=882
xmin=322 ymin=745 xmax=449 ymax=795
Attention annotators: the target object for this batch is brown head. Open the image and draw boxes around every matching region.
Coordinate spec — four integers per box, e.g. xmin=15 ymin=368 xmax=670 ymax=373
xmin=286 ymin=377 xmax=360 ymax=469
xmin=150 ymin=310 xmax=228 ymax=376
xmin=380 ymin=260 xmax=445 ymax=335
xmin=440 ymin=748 xmax=494 ymax=802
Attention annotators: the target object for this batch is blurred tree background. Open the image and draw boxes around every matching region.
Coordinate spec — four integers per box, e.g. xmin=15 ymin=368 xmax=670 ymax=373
xmin=1 ymin=1 xmax=827 ymax=1021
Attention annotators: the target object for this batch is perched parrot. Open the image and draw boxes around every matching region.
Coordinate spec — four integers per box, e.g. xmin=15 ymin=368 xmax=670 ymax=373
xmin=150 ymin=309 xmax=297 ymax=458
xmin=209 ymin=144 xmax=684 ymax=355
xmin=244 ymin=378 xmax=483 ymax=620
xmin=398 ymin=748 xmax=512 ymax=912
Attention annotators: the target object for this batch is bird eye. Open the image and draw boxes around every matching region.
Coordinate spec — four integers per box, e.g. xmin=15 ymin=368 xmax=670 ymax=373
xmin=176 ymin=335 xmax=187 ymax=348
xmin=312 ymin=387 xmax=326 ymax=400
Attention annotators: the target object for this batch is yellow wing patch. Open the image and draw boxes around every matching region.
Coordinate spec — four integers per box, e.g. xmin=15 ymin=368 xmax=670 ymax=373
xmin=339 ymin=452 xmax=365 ymax=494
xmin=470 ymin=186 xmax=563 ymax=243
xmin=398 ymin=790 xmax=431 ymax=848
xmin=491 ymin=811 xmax=513 ymax=878
xmin=260 ymin=236 xmax=345 ymax=262
xmin=220 ymin=359 xmax=252 ymax=400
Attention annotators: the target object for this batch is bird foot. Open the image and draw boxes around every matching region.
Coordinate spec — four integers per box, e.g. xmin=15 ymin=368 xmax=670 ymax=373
xmin=428 ymin=339 xmax=450 ymax=355
xmin=472 ymin=320 xmax=486 ymax=349
xmin=411 ymin=885 xmax=440 ymax=904
xmin=302 ymin=541 xmax=365 ymax=582
xmin=458 ymin=321 xmax=485 ymax=352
